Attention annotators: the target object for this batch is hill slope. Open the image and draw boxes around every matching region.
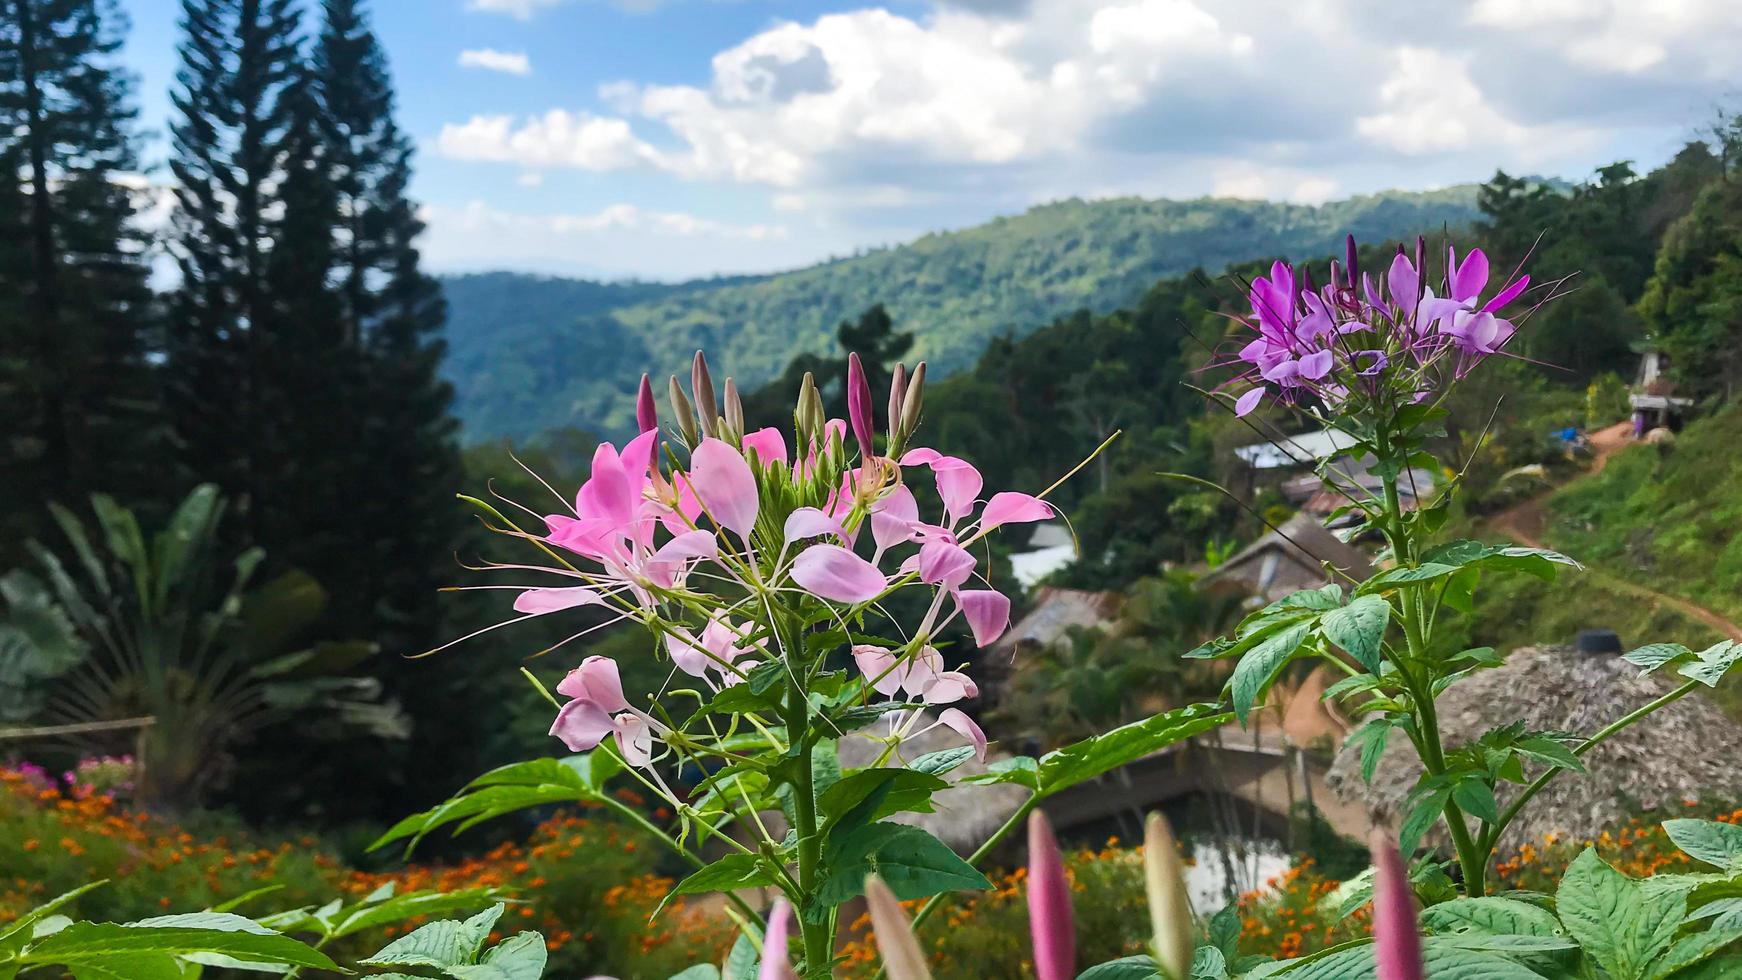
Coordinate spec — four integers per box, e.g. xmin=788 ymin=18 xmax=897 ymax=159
xmin=441 ymin=187 xmax=1481 ymax=442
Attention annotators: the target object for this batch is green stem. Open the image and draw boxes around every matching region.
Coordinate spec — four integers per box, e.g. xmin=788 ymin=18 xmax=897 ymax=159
xmin=1478 ymin=679 xmax=1702 ymax=858
xmin=781 ymin=622 xmax=832 ymax=975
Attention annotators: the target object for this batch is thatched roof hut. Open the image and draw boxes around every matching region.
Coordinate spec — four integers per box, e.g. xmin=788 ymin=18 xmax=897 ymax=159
xmin=1202 ymin=513 xmax=1374 ymax=605
xmin=1326 ymin=644 xmax=1742 ymax=852
xmin=836 ymin=715 xmax=1030 ymax=855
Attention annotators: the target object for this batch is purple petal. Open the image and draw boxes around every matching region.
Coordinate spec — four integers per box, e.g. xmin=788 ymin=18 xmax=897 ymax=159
xmin=636 ymin=374 xmax=659 ymax=433
xmin=1387 ymin=253 xmax=1418 ymax=314
xmin=958 ymin=589 xmax=1011 ymax=647
xmin=513 ymin=586 xmax=604 ymax=615
xmin=1298 ymin=349 xmax=1335 ymax=381
xmin=689 ymin=437 xmax=760 ymax=539
xmin=1482 ymin=273 xmax=1530 ymax=314
xmin=847 ymin=352 xmax=875 ymax=456
xmin=980 ymin=492 xmax=1053 ymax=531
xmin=791 ymin=544 xmax=888 ymax=603
xmin=917 ymin=541 xmax=976 ymax=590
xmin=1234 ymin=387 xmax=1266 ymax=417
xmin=1026 ymin=810 xmax=1076 ymax=980
xmin=1451 ymin=247 xmax=1489 ymax=303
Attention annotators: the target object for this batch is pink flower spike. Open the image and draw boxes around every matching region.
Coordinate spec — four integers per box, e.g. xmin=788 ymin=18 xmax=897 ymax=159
xmin=791 ymin=544 xmax=888 ymax=603
xmin=760 ymin=899 xmax=799 ymax=980
xmin=742 ymin=427 xmax=788 ymax=467
xmin=636 ymin=373 xmax=658 ymax=433
xmin=549 ymin=699 xmax=615 ymax=752
xmin=1026 ymin=810 xmax=1076 ymax=980
xmin=848 ymin=352 xmax=875 ymax=456
xmin=958 ymin=589 xmax=1012 ymax=647
xmin=938 ymin=707 xmax=987 ymax=762
xmin=513 ymin=586 xmax=604 ymax=615
xmin=917 ymin=540 xmax=976 ymax=590
xmin=980 ymin=492 xmax=1054 ymax=531
xmin=1372 ymin=831 xmax=1425 ymax=980
xmin=1234 ymin=387 xmax=1265 ymax=417
xmin=690 ymin=437 xmax=760 ymax=540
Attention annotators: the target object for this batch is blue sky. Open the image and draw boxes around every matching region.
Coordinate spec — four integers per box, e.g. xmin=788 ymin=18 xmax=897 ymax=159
xmin=115 ymin=0 xmax=1742 ymax=281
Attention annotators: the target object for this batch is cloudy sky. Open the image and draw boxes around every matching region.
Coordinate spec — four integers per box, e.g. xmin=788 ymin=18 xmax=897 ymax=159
xmin=116 ymin=0 xmax=1741 ymax=280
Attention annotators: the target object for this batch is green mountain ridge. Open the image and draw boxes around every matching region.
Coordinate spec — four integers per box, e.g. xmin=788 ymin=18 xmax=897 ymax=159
xmin=440 ymin=186 xmax=1483 ymax=442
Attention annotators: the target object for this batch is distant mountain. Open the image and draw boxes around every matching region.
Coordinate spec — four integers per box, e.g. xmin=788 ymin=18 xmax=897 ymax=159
xmin=440 ymin=187 xmax=1482 ymax=442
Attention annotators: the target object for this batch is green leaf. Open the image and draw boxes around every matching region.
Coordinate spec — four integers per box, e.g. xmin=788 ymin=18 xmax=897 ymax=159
xmin=1077 ymin=956 xmax=1162 ymax=979
xmin=328 ymin=889 xmax=506 ymax=940
xmin=1192 ymin=945 xmax=1229 ymax=979
xmin=1625 ymin=643 xmax=1692 ymax=672
xmin=448 ymin=931 xmax=548 ymax=980
xmin=816 ymin=824 xmax=989 ymax=908
xmin=1320 ymin=596 xmax=1390 ymax=673
xmin=1646 ymin=923 xmax=1742 ymax=980
xmin=1032 ymin=703 xmax=1231 ymax=796
xmin=1267 ymin=939 xmax=1548 ymax=979
xmin=1228 ymin=623 xmax=1313 ymax=723
xmin=1515 ymin=737 xmax=1586 ymax=774
xmin=1557 ymin=848 xmax=1687 ymax=980
xmin=1663 ymin=820 xmax=1742 ymax=871
xmin=910 ymin=746 xmax=976 ymax=777
xmin=1626 ymin=641 xmax=1742 ymax=688
xmin=723 ymin=931 xmax=759 ymax=980
xmin=659 ymin=855 xmax=776 ymax=918
xmin=370 ymin=757 xmax=610 ymax=853
xmin=1343 ymin=720 xmax=1391 ymax=784
xmin=0 ymin=881 xmax=108 ymax=952
xmin=1420 ymin=896 xmax=1563 ymax=937
xmin=362 ymin=905 xmax=503 ymax=969
xmin=21 ymin=924 xmax=338 ymax=971
xmin=1452 ymin=780 xmax=1500 ymax=824
xmin=1208 ymin=905 xmax=1242 ymax=958
xmin=670 ymin=967 xmax=723 ymax=980
xmin=1359 ymin=562 xmax=1463 ymax=593
xmin=1398 ymin=785 xmax=1450 ymax=856
xmin=962 ymin=754 xmax=1040 ymax=790
xmin=819 ymin=769 xmax=948 ymax=834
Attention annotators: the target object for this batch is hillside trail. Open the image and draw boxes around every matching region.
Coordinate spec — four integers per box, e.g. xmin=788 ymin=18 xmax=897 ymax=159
xmin=1483 ymin=421 xmax=1742 ymax=642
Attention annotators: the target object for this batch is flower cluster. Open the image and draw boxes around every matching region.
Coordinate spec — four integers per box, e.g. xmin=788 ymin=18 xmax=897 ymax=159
xmin=1227 ymin=236 xmax=1535 ymax=417
xmin=461 ymin=352 xmax=1053 ymax=772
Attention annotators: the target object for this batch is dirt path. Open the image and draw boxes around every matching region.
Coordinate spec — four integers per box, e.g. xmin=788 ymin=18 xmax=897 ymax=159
xmin=1483 ymin=421 xmax=1742 ymax=642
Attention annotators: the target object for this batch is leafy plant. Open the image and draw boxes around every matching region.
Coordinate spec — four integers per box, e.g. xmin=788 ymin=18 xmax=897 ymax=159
xmin=0 ymin=484 xmax=404 ymax=807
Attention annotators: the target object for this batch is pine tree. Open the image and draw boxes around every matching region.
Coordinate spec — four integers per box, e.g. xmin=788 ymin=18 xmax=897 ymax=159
xmin=313 ymin=0 xmax=459 ymax=650
xmin=0 ymin=0 xmax=159 ymax=560
xmin=164 ymin=0 xmax=306 ymax=540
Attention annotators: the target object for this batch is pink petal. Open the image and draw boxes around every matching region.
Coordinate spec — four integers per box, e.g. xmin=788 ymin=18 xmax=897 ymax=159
xmin=513 ymin=586 xmax=603 ymax=615
xmin=549 ymin=699 xmax=615 ymax=752
xmin=958 ymin=589 xmax=1011 ymax=647
xmin=613 ymin=713 xmax=655 ymax=768
xmin=931 ymin=457 xmax=983 ymax=524
xmin=555 ymin=655 xmax=629 ymax=712
xmin=899 ymin=447 xmax=942 ymax=466
xmin=852 ymin=644 xmax=905 ymax=697
xmin=1372 ymin=831 xmax=1425 ymax=980
xmin=1482 ymin=273 xmax=1530 ymax=314
xmin=1027 ymin=811 xmax=1076 ymax=980
xmin=578 ymin=442 xmax=634 ymax=527
xmin=791 ymin=544 xmax=888 ymax=603
xmin=939 ymin=708 xmax=987 ymax=762
xmin=741 ymin=427 xmax=788 ymax=467
xmin=654 ymin=529 xmax=718 ymax=561
xmin=784 ymin=507 xmax=845 ymax=544
xmin=917 ymin=540 xmax=976 ymax=590
xmin=1234 ymin=387 xmax=1265 ymax=417
xmin=760 ymin=899 xmax=799 ymax=980
xmin=689 ymin=437 xmax=760 ymax=539
xmin=979 ymin=492 xmax=1053 ymax=531
xmin=923 ymin=670 xmax=978 ymax=705
xmin=665 ymin=629 xmax=713 ymax=678
xmin=872 ymin=486 xmax=921 ymax=555
xmin=1451 ymin=246 xmax=1488 ymax=303
xmin=620 ymin=429 xmax=659 ymax=488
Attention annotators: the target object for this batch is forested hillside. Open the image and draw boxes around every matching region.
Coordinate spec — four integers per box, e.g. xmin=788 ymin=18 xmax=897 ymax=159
xmin=442 ymin=187 xmax=1482 ymax=441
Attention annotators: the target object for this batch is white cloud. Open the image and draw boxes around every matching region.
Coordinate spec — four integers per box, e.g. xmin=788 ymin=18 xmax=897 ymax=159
xmin=1356 ymin=48 xmax=1531 ymax=155
xmin=438 ymin=111 xmax=662 ymax=171
xmin=458 ymin=49 xmax=532 ymax=76
xmin=516 ymin=172 xmax=544 ymax=187
xmin=465 ymin=0 xmax=563 ymax=19
xmin=1468 ymin=0 xmax=1738 ymax=77
xmin=436 ymin=201 xmax=786 ymax=241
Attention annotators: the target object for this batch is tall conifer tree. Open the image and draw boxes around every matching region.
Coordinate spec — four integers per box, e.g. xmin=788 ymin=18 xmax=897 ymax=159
xmin=0 ymin=0 xmax=158 ymax=558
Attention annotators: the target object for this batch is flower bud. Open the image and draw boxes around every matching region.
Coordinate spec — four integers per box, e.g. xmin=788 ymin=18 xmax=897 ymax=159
xmin=1414 ymin=235 xmax=1427 ymax=303
xmin=1027 ymin=810 xmax=1075 ymax=980
xmin=900 ymin=361 xmax=926 ymax=443
xmin=1345 ymin=233 xmax=1359 ymax=288
xmin=865 ymin=875 xmax=932 ymax=980
xmin=803 ymin=377 xmax=826 ymax=449
xmin=667 ymin=375 xmax=698 ymax=448
xmin=847 ymin=352 xmax=875 ymax=458
xmin=1372 ymin=831 xmax=1425 ymax=980
xmin=795 ymin=372 xmax=820 ymax=447
xmin=636 ymin=373 xmax=659 ymax=434
xmin=691 ymin=351 xmax=718 ymax=438
xmin=1144 ymin=812 xmax=1195 ymax=980
xmin=722 ymin=378 xmax=745 ymax=444
xmin=887 ymin=363 xmax=908 ymax=440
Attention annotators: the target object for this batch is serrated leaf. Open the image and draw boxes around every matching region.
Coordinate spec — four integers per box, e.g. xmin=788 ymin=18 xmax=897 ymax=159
xmin=815 ymin=824 xmax=988 ymax=908
xmin=819 ymin=768 xmax=947 ymax=834
xmin=1320 ymin=596 xmax=1390 ymax=673
xmin=1228 ymin=622 xmax=1313 ymax=723
xmin=1420 ymin=896 xmax=1562 ymax=937
xmin=658 ymin=855 xmax=775 ymax=919
xmin=21 ymin=924 xmax=337 ymax=971
xmin=362 ymin=905 xmax=503 ymax=969
xmin=1077 ymin=955 xmax=1162 ymax=979
xmin=1663 ymin=820 xmax=1742 ymax=871
xmin=1452 ymin=780 xmax=1500 ymax=824
xmin=1033 ymin=703 xmax=1230 ymax=796
xmin=1557 ymin=848 xmax=1687 ymax=980
xmin=910 ymin=746 xmax=976 ymax=776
